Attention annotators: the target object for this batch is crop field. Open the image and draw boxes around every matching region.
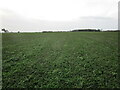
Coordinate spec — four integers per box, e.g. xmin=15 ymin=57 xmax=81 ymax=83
xmin=2 ymin=32 xmax=119 ymax=88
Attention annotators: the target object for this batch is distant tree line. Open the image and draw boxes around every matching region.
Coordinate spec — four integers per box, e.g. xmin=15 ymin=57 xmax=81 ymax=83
xmin=42 ymin=29 xmax=102 ymax=33
xmin=42 ymin=31 xmax=69 ymax=33
xmin=2 ymin=28 xmax=119 ymax=33
xmin=2 ymin=28 xmax=9 ymax=33
xmin=1 ymin=28 xmax=21 ymax=33
xmin=42 ymin=31 xmax=54 ymax=33
xmin=103 ymin=30 xmax=120 ymax=32
xmin=71 ymin=29 xmax=101 ymax=32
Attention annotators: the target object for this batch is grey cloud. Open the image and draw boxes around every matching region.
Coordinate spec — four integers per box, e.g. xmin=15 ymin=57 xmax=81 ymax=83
xmin=80 ymin=16 xmax=116 ymax=20
xmin=77 ymin=16 xmax=117 ymax=29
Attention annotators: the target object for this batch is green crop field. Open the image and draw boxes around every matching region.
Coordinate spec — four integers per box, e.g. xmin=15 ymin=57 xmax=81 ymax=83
xmin=2 ymin=32 xmax=119 ymax=88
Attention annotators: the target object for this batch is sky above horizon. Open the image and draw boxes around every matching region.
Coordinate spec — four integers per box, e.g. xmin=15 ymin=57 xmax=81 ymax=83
xmin=0 ymin=0 xmax=119 ymax=32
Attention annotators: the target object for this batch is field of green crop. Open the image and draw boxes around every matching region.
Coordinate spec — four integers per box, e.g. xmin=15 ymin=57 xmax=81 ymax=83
xmin=2 ymin=32 xmax=119 ymax=88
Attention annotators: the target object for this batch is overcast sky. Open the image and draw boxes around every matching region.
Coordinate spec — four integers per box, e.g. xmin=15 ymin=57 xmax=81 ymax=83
xmin=0 ymin=0 xmax=119 ymax=32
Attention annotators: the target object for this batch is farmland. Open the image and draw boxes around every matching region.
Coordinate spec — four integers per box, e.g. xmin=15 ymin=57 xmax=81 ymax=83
xmin=2 ymin=32 xmax=119 ymax=88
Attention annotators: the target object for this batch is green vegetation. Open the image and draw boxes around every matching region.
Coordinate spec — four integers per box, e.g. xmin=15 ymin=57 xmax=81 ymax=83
xmin=2 ymin=32 xmax=119 ymax=88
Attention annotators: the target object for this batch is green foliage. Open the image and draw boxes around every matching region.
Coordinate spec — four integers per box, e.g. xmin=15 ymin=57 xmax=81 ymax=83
xmin=2 ymin=32 xmax=119 ymax=88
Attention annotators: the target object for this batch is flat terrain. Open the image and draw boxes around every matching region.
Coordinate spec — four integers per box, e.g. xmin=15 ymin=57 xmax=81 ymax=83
xmin=2 ymin=32 xmax=119 ymax=88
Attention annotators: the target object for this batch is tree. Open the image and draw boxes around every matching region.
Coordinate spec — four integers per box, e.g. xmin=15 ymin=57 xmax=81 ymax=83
xmin=2 ymin=29 xmax=9 ymax=33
